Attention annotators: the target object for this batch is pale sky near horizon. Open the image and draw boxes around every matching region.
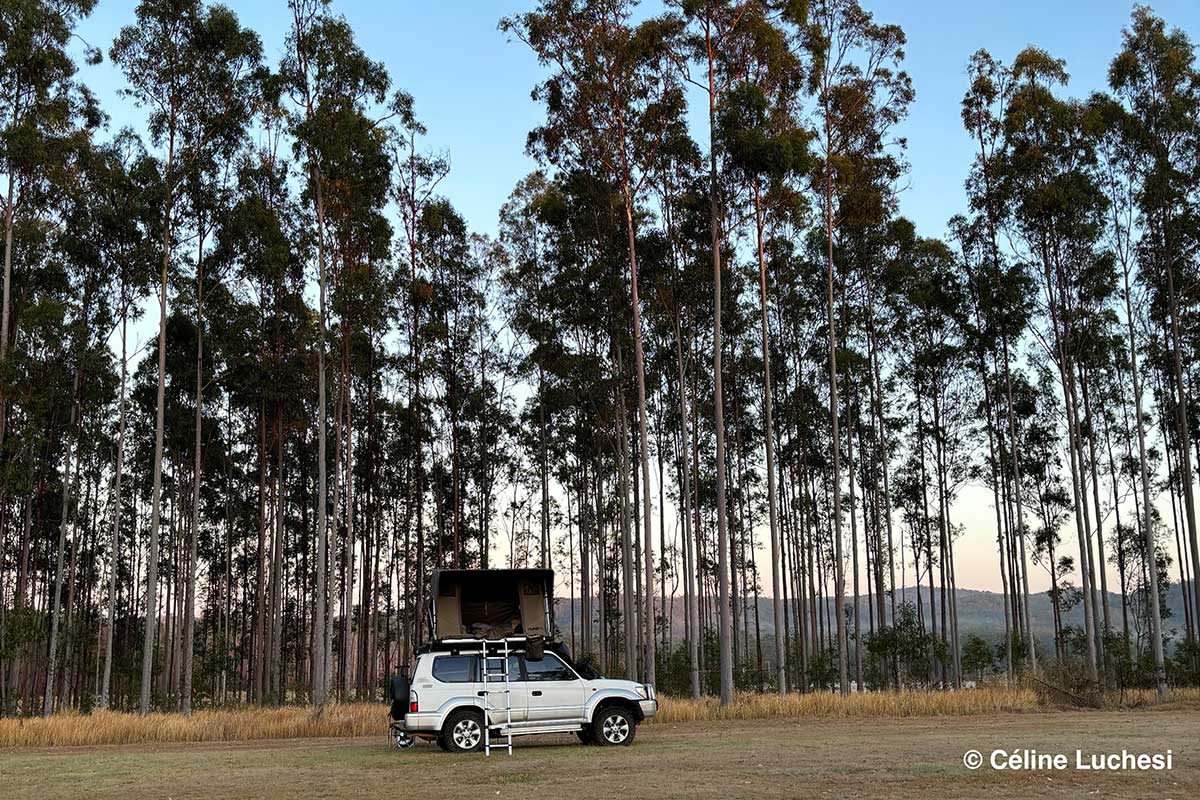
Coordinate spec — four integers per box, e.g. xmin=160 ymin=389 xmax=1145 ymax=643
xmin=70 ymin=1 xmax=1200 ymax=596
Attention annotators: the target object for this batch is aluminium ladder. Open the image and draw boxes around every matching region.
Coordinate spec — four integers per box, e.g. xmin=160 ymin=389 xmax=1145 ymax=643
xmin=481 ymin=639 xmax=513 ymax=756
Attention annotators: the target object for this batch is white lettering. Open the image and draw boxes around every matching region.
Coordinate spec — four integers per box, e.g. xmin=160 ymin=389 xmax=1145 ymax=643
xmin=986 ymin=748 xmax=1173 ymax=772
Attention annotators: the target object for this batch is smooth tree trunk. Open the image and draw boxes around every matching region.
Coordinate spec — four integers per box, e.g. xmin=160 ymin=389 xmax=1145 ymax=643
xmin=615 ymin=349 xmax=636 ymax=681
xmin=974 ymin=106 xmax=1036 ymax=672
xmin=100 ymin=301 xmax=129 ymax=709
xmin=44 ymin=367 xmax=81 ymax=716
xmin=663 ymin=177 xmax=700 ymax=693
xmin=182 ymin=221 xmax=206 ymax=716
xmin=1045 ymin=256 xmax=1100 ymax=683
xmin=610 ymin=94 xmax=656 ymax=687
xmin=253 ymin=406 xmax=267 ymax=702
xmin=705 ymin=16 xmax=734 ymax=707
xmin=1121 ymin=248 xmax=1167 ymax=695
xmin=753 ymin=182 xmax=787 ymax=694
xmin=619 ymin=184 xmax=656 ymax=687
xmin=847 ymin=383 xmax=862 ymax=691
xmin=824 ymin=140 xmax=848 ymax=696
xmin=141 ymin=123 xmax=176 ymax=716
xmin=1080 ymin=372 xmax=1113 ymax=643
xmin=672 ymin=309 xmax=701 ymax=698
xmin=1161 ymin=226 xmax=1200 ymax=634
xmin=0 ymin=171 xmax=14 ymax=447
xmin=310 ymin=161 xmax=330 ymax=712
xmin=343 ymin=374 xmax=355 ymax=698
xmin=291 ymin=2 xmax=332 ymax=709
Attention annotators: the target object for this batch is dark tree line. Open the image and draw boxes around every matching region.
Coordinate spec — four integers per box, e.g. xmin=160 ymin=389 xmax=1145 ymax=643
xmin=1 ymin=0 xmax=1198 ymax=717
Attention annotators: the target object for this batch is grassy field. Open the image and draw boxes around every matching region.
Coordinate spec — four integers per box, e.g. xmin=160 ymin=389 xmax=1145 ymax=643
xmin=0 ymin=687 xmax=1052 ymax=747
xmin=2 ymin=706 xmax=1196 ymax=799
xmin=2 ymin=686 xmax=1196 ymax=747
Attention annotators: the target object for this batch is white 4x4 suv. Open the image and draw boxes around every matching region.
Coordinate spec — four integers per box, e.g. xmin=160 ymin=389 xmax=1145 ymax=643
xmin=399 ymin=644 xmax=657 ymax=753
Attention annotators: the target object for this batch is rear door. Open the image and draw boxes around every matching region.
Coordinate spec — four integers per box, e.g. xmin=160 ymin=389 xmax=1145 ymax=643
xmin=522 ymin=652 xmax=586 ymax=723
xmin=428 ymin=653 xmax=482 ymax=727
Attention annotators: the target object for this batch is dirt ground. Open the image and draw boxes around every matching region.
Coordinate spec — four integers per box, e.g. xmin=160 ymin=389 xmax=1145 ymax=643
xmin=3 ymin=707 xmax=1196 ymax=799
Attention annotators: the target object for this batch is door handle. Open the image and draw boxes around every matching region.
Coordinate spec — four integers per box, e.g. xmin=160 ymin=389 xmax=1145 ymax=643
xmin=477 ymin=691 xmax=486 ymax=697
xmin=531 ymin=690 xmax=543 ymax=696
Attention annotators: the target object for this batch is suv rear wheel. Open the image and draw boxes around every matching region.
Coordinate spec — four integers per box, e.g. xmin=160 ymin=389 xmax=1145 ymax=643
xmin=592 ymin=705 xmax=636 ymax=746
xmin=442 ymin=709 xmax=485 ymax=753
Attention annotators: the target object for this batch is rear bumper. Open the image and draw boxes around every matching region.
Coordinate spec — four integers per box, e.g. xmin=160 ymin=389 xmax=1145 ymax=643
xmin=638 ymin=698 xmax=658 ymax=720
xmin=397 ymin=712 xmax=442 ymax=733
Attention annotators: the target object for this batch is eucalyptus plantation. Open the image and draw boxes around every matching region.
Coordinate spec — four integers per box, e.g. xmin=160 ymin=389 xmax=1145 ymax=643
xmin=3 ymin=1 xmax=1200 ymax=721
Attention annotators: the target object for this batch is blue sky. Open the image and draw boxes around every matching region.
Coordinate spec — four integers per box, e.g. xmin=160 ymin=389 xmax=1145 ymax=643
xmin=72 ymin=0 xmax=1200 ymax=593
xmin=75 ymin=0 xmax=1200 ymax=243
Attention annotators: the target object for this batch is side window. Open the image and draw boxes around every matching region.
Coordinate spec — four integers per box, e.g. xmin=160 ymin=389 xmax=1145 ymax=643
xmin=432 ymin=655 xmax=478 ymax=683
xmin=524 ymin=653 xmax=577 ymax=682
xmin=486 ymin=654 xmax=523 ymax=683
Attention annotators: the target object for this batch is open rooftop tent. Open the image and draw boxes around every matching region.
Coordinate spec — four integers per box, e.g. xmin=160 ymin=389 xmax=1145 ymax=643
xmin=429 ymin=568 xmax=555 ymax=642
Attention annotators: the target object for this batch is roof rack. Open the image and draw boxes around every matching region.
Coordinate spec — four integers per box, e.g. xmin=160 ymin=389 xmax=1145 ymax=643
xmin=418 ymin=634 xmax=551 ymax=655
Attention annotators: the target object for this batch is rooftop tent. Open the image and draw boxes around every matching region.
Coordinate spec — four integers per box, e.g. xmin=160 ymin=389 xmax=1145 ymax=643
xmin=430 ymin=568 xmax=554 ymax=641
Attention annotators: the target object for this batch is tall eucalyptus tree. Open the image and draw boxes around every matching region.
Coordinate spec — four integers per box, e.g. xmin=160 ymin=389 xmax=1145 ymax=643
xmin=504 ymin=0 xmax=686 ymax=684
xmin=1109 ymin=8 xmax=1200 ymax=642
xmin=111 ymin=0 xmax=203 ymax=716
xmin=804 ymin=0 xmax=912 ymax=694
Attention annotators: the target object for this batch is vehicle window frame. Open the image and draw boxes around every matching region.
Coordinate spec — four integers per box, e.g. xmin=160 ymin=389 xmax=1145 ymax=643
xmin=522 ymin=652 xmax=579 ymax=682
xmin=485 ymin=653 xmax=525 ymax=683
xmin=431 ymin=654 xmax=479 ymax=683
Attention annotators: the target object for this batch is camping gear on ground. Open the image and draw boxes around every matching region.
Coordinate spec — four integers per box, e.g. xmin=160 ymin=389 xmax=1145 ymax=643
xmin=388 ymin=666 xmax=414 ymax=749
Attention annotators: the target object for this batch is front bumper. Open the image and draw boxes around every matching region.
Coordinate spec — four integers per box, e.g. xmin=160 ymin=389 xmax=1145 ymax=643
xmin=639 ymin=698 xmax=658 ymax=719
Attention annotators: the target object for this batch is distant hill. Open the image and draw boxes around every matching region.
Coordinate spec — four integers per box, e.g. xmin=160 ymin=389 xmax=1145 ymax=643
xmin=551 ymin=582 xmax=1194 ymax=650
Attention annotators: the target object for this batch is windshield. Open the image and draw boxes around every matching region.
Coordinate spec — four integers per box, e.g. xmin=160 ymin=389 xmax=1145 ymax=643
xmin=573 ymin=655 xmax=603 ymax=680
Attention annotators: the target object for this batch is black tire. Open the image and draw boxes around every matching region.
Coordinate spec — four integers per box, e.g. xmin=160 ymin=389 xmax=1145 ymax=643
xmin=591 ymin=705 xmax=636 ymax=747
xmin=442 ymin=709 xmax=486 ymax=754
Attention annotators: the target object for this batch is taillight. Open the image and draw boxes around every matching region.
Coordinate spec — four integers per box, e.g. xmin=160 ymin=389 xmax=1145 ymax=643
xmin=409 ymin=691 xmax=419 ymax=714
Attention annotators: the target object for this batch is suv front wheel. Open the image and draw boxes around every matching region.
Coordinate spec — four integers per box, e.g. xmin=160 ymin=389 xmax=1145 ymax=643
xmin=442 ymin=709 xmax=485 ymax=754
xmin=592 ymin=705 xmax=636 ymax=746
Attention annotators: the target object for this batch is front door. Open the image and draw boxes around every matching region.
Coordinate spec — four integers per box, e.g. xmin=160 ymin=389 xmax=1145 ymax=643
xmin=522 ymin=652 xmax=586 ymax=723
xmin=484 ymin=653 xmax=528 ymax=726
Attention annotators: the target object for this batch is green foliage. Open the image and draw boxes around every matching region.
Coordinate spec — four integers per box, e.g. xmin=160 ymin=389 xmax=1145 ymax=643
xmin=864 ymin=603 xmax=945 ymax=689
xmin=960 ymin=632 xmax=995 ymax=681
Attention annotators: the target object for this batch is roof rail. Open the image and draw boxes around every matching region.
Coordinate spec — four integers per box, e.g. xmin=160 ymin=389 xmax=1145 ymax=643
xmin=418 ymin=634 xmax=552 ymax=656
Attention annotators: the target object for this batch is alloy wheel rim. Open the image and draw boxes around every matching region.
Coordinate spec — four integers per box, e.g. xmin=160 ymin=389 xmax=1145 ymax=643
xmin=453 ymin=719 xmax=481 ymax=750
xmin=602 ymin=714 xmax=630 ymax=743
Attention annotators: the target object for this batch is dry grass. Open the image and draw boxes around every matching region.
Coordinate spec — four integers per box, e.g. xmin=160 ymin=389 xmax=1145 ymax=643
xmin=0 ymin=703 xmax=382 ymax=748
xmin=653 ymin=686 xmax=1042 ymax=723
xmin=8 ymin=710 xmax=1200 ymax=800
xmin=2 ymin=685 xmax=1194 ymax=748
xmin=1105 ymin=686 xmax=1200 ymax=707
